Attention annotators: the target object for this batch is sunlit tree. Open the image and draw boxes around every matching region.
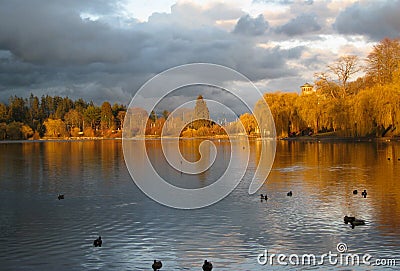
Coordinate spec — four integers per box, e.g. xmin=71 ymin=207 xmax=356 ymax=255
xmin=366 ymin=38 xmax=400 ymax=85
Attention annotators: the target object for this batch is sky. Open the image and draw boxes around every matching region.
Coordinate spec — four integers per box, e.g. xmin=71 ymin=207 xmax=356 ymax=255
xmin=0 ymin=0 xmax=399 ymax=108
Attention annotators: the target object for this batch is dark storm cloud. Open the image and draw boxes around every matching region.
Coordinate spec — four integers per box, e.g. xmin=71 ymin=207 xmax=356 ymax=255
xmin=275 ymin=13 xmax=321 ymax=36
xmin=333 ymin=0 xmax=400 ymax=40
xmin=233 ymin=14 xmax=269 ymax=36
xmin=0 ymin=0 xmax=305 ymax=105
xmin=0 ymin=0 xmax=143 ymax=65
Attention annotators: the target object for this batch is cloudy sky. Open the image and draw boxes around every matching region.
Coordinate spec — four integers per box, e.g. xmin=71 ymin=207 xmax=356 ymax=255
xmin=0 ymin=0 xmax=399 ymax=106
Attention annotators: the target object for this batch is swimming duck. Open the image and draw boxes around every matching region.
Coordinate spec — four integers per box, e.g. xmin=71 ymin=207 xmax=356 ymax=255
xmin=260 ymin=194 xmax=268 ymax=200
xmin=344 ymin=216 xmax=355 ymax=224
xmin=202 ymin=260 xmax=213 ymax=271
xmin=93 ymin=236 xmax=102 ymax=247
xmin=361 ymin=190 xmax=367 ymax=198
xmin=152 ymin=260 xmax=162 ymax=271
xmin=353 ymin=190 xmax=358 ymax=195
xmin=58 ymin=194 xmax=64 ymax=200
xmin=287 ymin=191 xmax=293 ymax=197
xmin=350 ymin=219 xmax=365 ymax=229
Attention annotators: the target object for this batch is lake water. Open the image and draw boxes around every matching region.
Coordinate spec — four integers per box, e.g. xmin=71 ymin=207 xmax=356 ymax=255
xmin=0 ymin=139 xmax=399 ymax=270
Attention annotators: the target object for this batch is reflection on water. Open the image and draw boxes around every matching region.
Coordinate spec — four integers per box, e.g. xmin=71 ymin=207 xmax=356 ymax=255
xmin=0 ymin=139 xmax=399 ymax=270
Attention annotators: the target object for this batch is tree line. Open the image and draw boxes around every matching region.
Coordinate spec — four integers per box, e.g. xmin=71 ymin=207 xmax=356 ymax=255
xmin=254 ymin=37 xmax=400 ymax=138
xmin=0 ymin=95 xmax=126 ymax=140
xmin=1 ymin=37 xmax=399 ymax=140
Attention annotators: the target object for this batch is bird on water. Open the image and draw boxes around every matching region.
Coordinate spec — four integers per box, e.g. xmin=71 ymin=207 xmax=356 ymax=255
xmin=93 ymin=236 xmax=102 ymax=247
xmin=203 ymin=260 xmax=213 ymax=271
xmin=362 ymin=190 xmax=367 ymax=198
xmin=152 ymin=260 xmax=162 ymax=271
xmin=260 ymin=194 xmax=268 ymax=200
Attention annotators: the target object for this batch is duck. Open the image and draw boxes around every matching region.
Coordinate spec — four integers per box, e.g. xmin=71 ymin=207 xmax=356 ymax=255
xmin=93 ymin=236 xmax=102 ymax=247
xmin=58 ymin=194 xmax=64 ymax=200
xmin=202 ymin=260 xmax=213 ymax=271
xmin=260 ymin=194 xmax=268 ymax=200
xmin=353 ymin=190 xmax=358 ymax=195
xmin=152 ymin=260 xmax=162 ymax=271
xmin=350 ymin=219 xmax=365 ymax=229
xmin=361 ymin=190 xmax=367 ymax=198
xmin=344 ymin=216 xmax=355 ymax=224
xmin=287 ymin=191 xmax=293 ymax=197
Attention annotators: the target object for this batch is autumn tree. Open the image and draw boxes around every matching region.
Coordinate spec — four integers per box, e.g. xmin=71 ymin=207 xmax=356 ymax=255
xmin=328 ymin=55 xmax=362 ymax=98
xmin=43 ymin=119 xmax=68 ymax=137
xmin=262 ymin=92 xmax=300 ymax=137
xmin=6 ymin=122 xmax=23 ymax=140
xmin=239 ymin=113 xmax=258 ymax=135
xmin=0 ymin=123 xmax=6 ymax=139
xmin=0 ymin=103 xmax=7 ymax=123
xmin=64 ymin=109 xmax=83 ymax=131
xmin=366 ymin=38 xmax=400 ymax=85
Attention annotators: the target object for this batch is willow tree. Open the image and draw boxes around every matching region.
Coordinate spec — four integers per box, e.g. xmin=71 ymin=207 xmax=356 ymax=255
xmin=261 ymin=92 xmax=299 ymax=137
xmin=239 ymin=113 xmax=258 ymax=135
xmin=296 ymin=93 xmax=324 ymax=133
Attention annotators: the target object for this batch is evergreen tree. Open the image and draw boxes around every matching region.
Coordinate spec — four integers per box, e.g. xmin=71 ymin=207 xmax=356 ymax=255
xmin=193 ymin=95 xmax=210 ymax=129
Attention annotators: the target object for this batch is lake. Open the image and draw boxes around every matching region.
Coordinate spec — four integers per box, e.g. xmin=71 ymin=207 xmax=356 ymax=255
xmin=0 ymin=139 xmax=399 ymax=270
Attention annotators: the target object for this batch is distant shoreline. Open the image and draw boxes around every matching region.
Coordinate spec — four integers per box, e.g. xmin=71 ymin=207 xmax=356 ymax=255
xmin=1 ymin=135 xmax=400 ymax=144
xmin=281 ymin=136 xmax=400 ymax=142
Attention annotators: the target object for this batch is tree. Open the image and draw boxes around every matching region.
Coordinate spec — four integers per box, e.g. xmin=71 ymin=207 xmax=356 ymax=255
xmin=21 ymin=124 xmax=34 ymax=139
xmin=328 ymin=55 xmax=362 ymax=98
xmin=8 ymin=96 xmax=28 ymax=123
xmin=262 ymin=92 xmax=299 ymax=137
xmin=28 ymin=94 xmax=40 ymax=122
xmin=84 ymin=105 xmax=101 ymax=131
xmin=54 ymin=97 xmax=73 ymax=119
xmin=64 ymin=109 xmax=83 ymax=131
xmin=6 ymin=122 xmax=23 ymax=140
xmin=116 ymin=111 xmax=126 ymax=129
xmin=367 ymin=38 xmax=400 ymax=85
xmin=74 ymin=98 xmax=88 ymax=113
xmin=162 ymin=110 xmax=170 ymax=120
xmin=0 ymin=123 xmax=6 ymax=140
xmin=193 ymin=95 xmax=210 ymax=129
xmin=239 ymin=113 xmax=258 ymax=135
xmin=100 ymin=102 xmax=114 ymax=131
xmin=43 ymin=119 xmax=68 ymax=137
xmin=314 ymin=72 xmax=341 ymax=99
xmin=0 ymin=103 xmax=7 ymax=123
xmin=149 ymin=110 xmax=157 ymax=122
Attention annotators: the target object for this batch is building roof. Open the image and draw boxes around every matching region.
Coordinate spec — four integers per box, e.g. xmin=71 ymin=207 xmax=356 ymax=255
xmin=301 ymin=82 xmax=313 ymax=88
